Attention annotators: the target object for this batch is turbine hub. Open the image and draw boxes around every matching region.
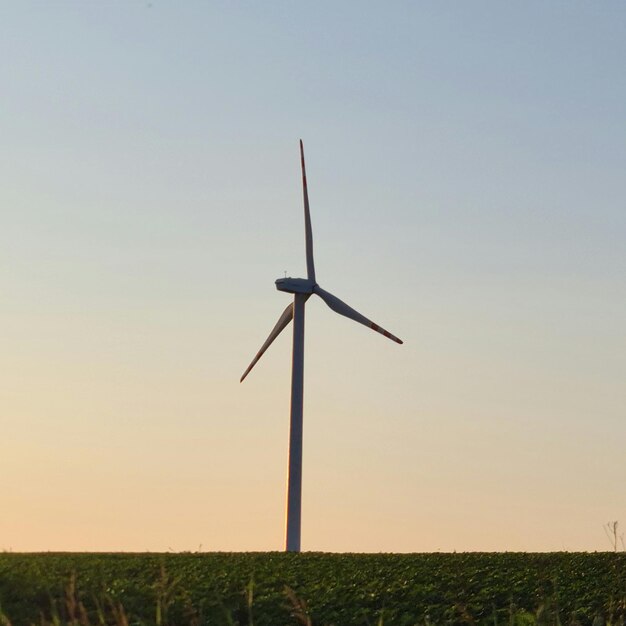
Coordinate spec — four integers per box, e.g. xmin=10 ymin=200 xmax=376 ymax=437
xmin=275 ymin=277 xmax=315 ymax=294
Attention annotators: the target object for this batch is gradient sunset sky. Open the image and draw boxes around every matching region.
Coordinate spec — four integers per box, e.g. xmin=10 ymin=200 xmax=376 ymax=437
xmin=2 ymin=2 xmax=625 ymax=552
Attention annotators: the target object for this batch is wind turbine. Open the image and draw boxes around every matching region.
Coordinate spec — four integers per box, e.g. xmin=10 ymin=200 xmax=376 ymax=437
xmin=241 ymin=140 xmax=403 ymax=552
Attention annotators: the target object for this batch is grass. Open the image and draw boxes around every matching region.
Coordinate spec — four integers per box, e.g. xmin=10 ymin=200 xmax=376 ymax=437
xmin=1 ymin=552 xmax=626 ymax=625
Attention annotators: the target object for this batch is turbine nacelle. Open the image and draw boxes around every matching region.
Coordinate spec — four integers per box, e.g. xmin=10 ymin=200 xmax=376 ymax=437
xmin=275 ymin=277 xmax=315 ymax=294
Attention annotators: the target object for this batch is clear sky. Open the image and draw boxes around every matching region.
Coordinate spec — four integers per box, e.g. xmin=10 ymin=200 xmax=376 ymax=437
xmin=1 ymin=1 xmax=625 ymax=553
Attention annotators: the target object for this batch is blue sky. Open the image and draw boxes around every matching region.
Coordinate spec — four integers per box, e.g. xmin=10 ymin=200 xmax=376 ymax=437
xmin=1 ymin=1 xmax=625 ymax=552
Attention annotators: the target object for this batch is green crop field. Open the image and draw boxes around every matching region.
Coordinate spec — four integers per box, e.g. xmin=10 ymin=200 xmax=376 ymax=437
xmin=1 ymin=552 xmax=626 ymax=626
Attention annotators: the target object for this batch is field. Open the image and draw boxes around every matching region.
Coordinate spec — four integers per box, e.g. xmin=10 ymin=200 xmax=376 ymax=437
xmin=1 ymin=552 xmax=626 ymax=626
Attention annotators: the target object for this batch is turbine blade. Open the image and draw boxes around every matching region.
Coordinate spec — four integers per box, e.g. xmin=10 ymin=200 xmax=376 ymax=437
xmin=300 ymin=139 xmax=316 ymax=282
xmin=314 ymin=285 xmax=403 ymax=344
xmin=240 ymin=303 xmax=294 ymax=382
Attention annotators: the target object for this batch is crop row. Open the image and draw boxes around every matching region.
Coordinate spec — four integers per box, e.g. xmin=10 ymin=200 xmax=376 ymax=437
xmin=1 ymin=552 xmax=626 ymax=625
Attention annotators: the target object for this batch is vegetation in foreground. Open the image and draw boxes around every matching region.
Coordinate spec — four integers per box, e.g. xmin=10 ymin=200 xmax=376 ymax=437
xmin=1 ymin=552 xmax=626 ymax=626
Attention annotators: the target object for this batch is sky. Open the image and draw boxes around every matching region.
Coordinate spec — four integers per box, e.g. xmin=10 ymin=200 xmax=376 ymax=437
xmin=1 ymin=1 xmax=625 ymax=553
